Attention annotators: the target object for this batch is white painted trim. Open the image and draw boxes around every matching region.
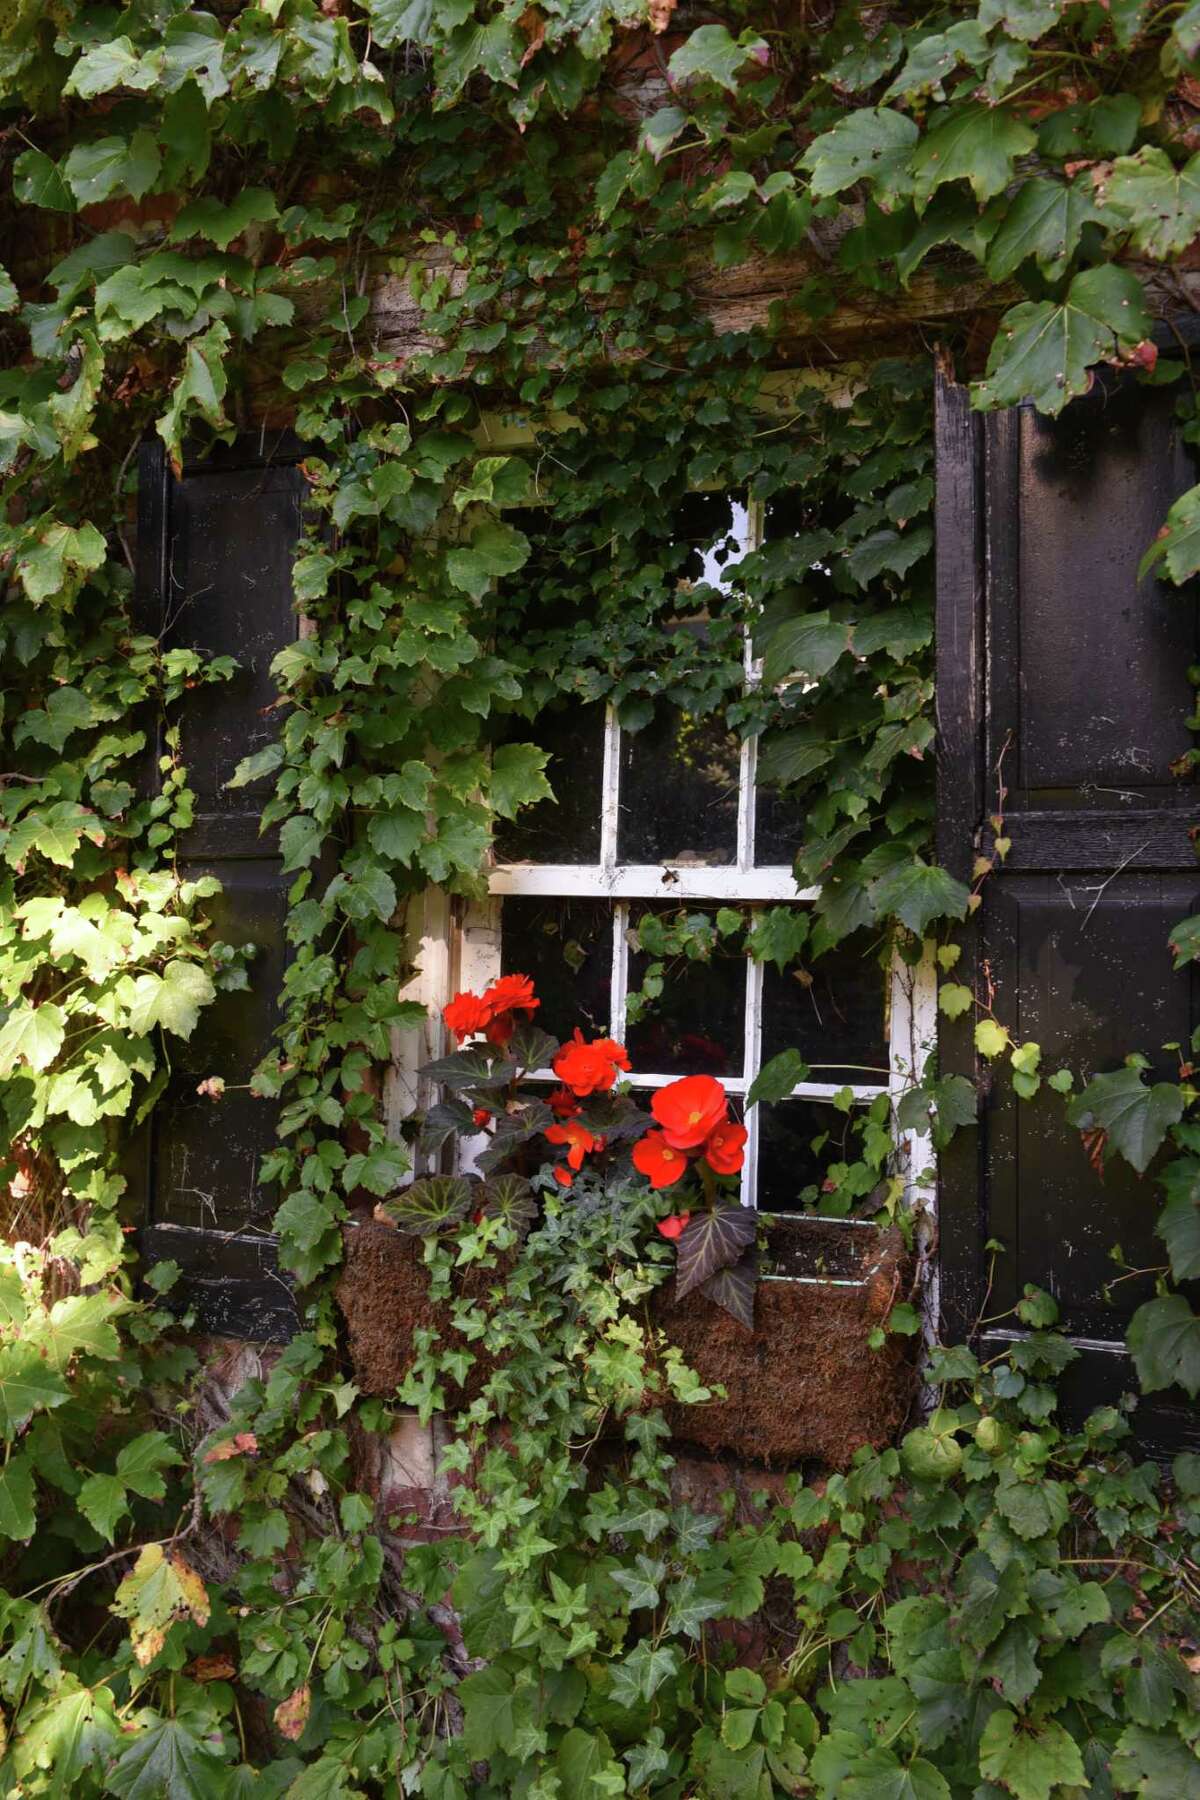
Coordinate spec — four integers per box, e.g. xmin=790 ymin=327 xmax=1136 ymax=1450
xmin=489 ymin=863 xmax=812 ymax=901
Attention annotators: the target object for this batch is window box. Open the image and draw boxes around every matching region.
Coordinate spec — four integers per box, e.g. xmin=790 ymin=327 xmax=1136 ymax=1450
xmin=656 ymin=1215 xmax=916 ymax=1470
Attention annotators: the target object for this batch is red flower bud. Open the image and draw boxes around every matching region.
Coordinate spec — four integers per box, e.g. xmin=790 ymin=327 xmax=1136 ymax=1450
xmin=656 ymin=1212 xmax=691 ymax=1240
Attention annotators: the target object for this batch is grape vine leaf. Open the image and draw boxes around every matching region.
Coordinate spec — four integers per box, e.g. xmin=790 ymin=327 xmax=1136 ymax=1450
xmin=105 ymin=1708 xmax=230 ymax=1799
xmin=1140 ymin=483 xmax=1200 ymax=587
xmin=911 ymin=103 xmax=1036 ymax=208
xmin=112 ymin=1544 xmax=211 ymax=1666
xmin=1104 ymin=147 xmax=1200 ymax=260
xmin=1128 ymin=1295 xmax=1200 ymax=1396
xmin=667 ymin=25 xmax=767 ymax=92
xmin=747 ymin=1048 xmax=809 ymax=1106
xmin=0 ymin=1342 xmax=71 ymax=1436
xmin=0 ymin=1003 xmax=65 ymax=1076
xmin=1066 ymin=1062 xmax=1183 ymax=1175
xmin=800 ymin=108 xmax=919 ymax=208
xmin=869 ymin=858 xmax=970 ymax=935
xmin=973 ymin=266 xmax=1151 ymax=415
xmin=0 ymin=1455 xmax=36 ymax=1541
xmin=978 ymin=1709 xmax=1085 ymax=1800
xmin=12 ymin=149 xmax=75 ymax=213
xmin=985 ymin=178 xmax=1109 ymax=281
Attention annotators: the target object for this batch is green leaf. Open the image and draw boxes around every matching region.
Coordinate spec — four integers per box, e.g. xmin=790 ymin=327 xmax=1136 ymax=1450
xmin=667 ymin=24 xmax=768 ymax=93
xmin=1105 ymin=147 xmax=1200 ymax=260
xmin=64 ymin=133 xmax=160 ymax=206
xmin=1128 ymin=1295 xmax=1200 ymax=1396
xmin=362 ymin=0 xmax=432 ymax=47
xmin=458 ymin=1665 xmax=520 ymax=1760
xmin=226 ymin=743 xmax=284 ymax=789
xmin=747 ymin=1048 xmax=810 ymax=1106
xmin=843 ymin=1750 xmax=952 ymax=1800
xmin=986 ymin=178 xmax=1109 ymax=282
xmin=870 ymin=858 xmax=970 ymax=935
xmin=378 ymin=1175 xmax=470 ymax=1233
xmin=170 ymin=189 xmax=279 ymax=251
xmin=981 ymin=1620 xmax=1041 ymax=1705
xmin=912 ymin=103 xmax=1036 ymax=210
xmin=12 ymin=150 xmax=74 ymax=213
xmin=445 ymin=522 xmax=530 ymax=599
xmin=978 ymin=0 xmax=1062 ymax=39
xmin=15 ymin=1676 xmax=122 ymax=1798
xmin=0 ymin=1342 xmax=70 ymax=1437
xmin=939 ymin=983 xmax=973 ymax=1020
xmin=125 ymin=961 xmax=216 ymax=1040
xmin=1140 ymin=482 xmax=1200 ymax=587
xmin=0 ymin=1003 xmax=64 ymax=1076
xmin=675 ymin=1205 xmax=757 ymax=1303
xmin=77 ymin=1472 xmax=130 ymax=1544
xmin=117 ymin=1431 xmax=182 ymax=1500
xmin=1110 ymin=1724 xmax=1200 ymax=1799
xmin=63 ymin=37 xmax=154 ymax=99
xmin=746 ymin=908 xmax=809 ymax=972
xmin=973 ymin=266 xmax=1151 ymax=415
xmin=901 ymin=1423 xmax=963 ymax=1481
xmin=978 ymin=1709 xmax=1085 ymax=1800
xmin=106 ymin=1708 xmax=229 ymax=1799
xmin=280 ymin=814 xmax=324 ymax=872
xmin=1157 ymin=1159 xmax=1200 ymax=1282
xmin=489 ymin=743 xmax=552 ymax=820
xmin=800 ymin=108 xmax=919 ymax=208
xmin=0 ymin=1455 xmax=36 ymax=1540
xmin=162 ymin=12 xmax=229 ymax=102
xmin=156 ymin=321 xmax=232 ymax=469
xmin=756 ymin=730 xmax=833 ymax=786
xmin=1067 ymin=1062 xmax=1183 ymax=1174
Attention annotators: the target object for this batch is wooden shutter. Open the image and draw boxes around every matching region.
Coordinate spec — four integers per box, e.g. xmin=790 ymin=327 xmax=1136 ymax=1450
xmin=935 ymin=352 xmax=1200 ymax=1455
xmin=133 ymin=436 xmax=303 ymax=1341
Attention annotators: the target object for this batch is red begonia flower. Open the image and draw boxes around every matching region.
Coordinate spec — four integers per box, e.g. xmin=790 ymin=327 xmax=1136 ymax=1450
xmin=632 ymin=1129 xmax=688 ymax=1189
xmin=484 ymin=974 xmax=539 ymax=1017
xmin=552 ymin=1029 xmax=631 ymax=1098
xmin=656 ymin=1212 xmax=691 ymax=1240
xmin=703 ymin=1120 xmax=747 ymax=1176
xmin=549 ymin=1086 xmax=581 ymax=1118
xmin=651 ymin=1074 xmax=728 ymax=1150
xmin=545 ymin=1119 xmax=598 ymax=1172
xmin=472 ymin=1107 xmax=493 ymax=1128
xmin=553 ymin=1165 xmax=574 ymax=1188
xmin=443 ymin=990 xmax=491 ymax=1043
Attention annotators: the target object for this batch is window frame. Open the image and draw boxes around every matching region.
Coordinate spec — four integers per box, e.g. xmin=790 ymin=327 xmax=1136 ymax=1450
xmin=390 ymin=493 xmax=937 ymax=1213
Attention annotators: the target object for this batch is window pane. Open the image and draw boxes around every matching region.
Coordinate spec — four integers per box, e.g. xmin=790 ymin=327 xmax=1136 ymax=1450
xmin=761 ymin=935 xmax=888 ymax=1085
xmin=757 ymin=1098 xmax=863 ymax=1211
xmin=618 ymin=706 xmax=740 ymax=865
xmin=625 ymin=906 xmax=745 ymax=1078
xmin=671 ymin=491 xmax=750 ymax=592
xmin=493 ymin=702 xmax=605 ymax=864
xmin=753 ymin=783 xmax=800 ymax=866
xmin=500 ymin=898 xmax=612 ymax=1046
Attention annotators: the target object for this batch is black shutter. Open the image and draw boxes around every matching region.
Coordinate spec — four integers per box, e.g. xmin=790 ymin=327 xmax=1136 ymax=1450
xmin=936 ymin=352 xmax=1200 ymax=1454
xmin=133 ymin=436 xmax=304 ymax=1341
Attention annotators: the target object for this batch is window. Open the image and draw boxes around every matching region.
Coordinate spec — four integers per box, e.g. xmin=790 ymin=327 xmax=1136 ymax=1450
xmin=393 ymin=495 xmax=935 ymax=1211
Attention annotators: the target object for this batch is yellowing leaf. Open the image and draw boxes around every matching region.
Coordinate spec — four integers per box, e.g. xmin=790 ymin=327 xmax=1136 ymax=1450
xmin=112 ymin=1544 xmax=210 ymax=1666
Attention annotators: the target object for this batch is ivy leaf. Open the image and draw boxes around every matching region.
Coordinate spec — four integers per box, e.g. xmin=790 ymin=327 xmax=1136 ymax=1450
xmin=0 ymin=1455 xmax=36 ymax=1540
xmin=973 ymin=266 xmax=1151 ymax=415
xmin=77 ymin=1472 xmax=130 ymax=1544
xmin=105 ymin=1708 xmax=229 ymax=1799
xmin=986 ymin=178 xmax=1109 ymax=282
xmin=800 ymin=108 xmax=919 ymax=208
xmin=0 ymin=1003 xmax=65 ymax=1076
xmin=870 ymin=858 xmax=970 ymax=936
xmin=911 ymin=103 xmax=1036 ymax=209
xmin=1066 ymin=1062 xmax=1183 ymax=1175
xmin=979 ymin=1710 xmax=1085 ymax=1800
xmin=747 ymin=1048 xmax=810 ymax=1106
xmin=1104 ymin=147 xmax=1200 ymax=260
xmin=675 ymin=1204 xmax=757 ymax=1303
xmin=446 ymin=522 xmax=530 ymax=598
xmin=1128 ymin=1295 xmax=1200 ymax=1396
xmin=458 ymin=1665 xmax=520 ymax=1760
xmin=1140 ymin=482 xmax=1200 ymax=587
xmin=12 ymin=150 xmax=75 ymax=213
xmin=667 ymin=24 xmax=768 ymax=93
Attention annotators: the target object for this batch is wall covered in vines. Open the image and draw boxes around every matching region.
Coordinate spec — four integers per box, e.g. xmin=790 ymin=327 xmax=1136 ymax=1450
xmin=2 ymin=1 xmax=1200 ymax=1795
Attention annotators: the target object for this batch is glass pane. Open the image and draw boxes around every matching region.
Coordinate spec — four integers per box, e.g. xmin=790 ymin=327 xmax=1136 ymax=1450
xmin=753 ymin=783 xmax=800 ymax=866
xmin=625 ymin=906 xmax=745 ymax=1078
xmin=671 ymin=491 xmax=750 ymax=592
xmin=757 ymin=1098 xmax=863 ymax=1211
xmin=618 ymin=706 xmax=740 ymax=865
xmin=493 ymin=702 xmax=605 ymax=864
xmin=500 ymin=898 xmax=612 ymax=1046
xmin=761 ymin=935 xmax=888 ymax=1086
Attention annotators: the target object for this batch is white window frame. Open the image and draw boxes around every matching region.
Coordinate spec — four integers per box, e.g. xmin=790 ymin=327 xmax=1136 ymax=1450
xmin=387 ymin=496 xmax=938 ymax=1215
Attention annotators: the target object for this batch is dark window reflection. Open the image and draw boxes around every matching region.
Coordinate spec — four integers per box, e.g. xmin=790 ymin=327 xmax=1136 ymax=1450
xmin=757 ymin=1098 xmax=863 ymax=1211
xmin=754 ymin=784 xmax=800 ymax=866
xmin=625 ymin=906 xmax=746 ymax=1077
xmin=619 ymin=706 xmax=739 ymax=865
xmin=500 ymin=898 xmax=612 ymax=1045
xmin=761 ymin=935 xmax=888 ymax=1085
xmin=493 ymin=703 xmax=605 ymax=864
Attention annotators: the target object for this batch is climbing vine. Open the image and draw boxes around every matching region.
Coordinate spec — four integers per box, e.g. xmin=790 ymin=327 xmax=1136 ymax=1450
xmin=2 ymin=0 xmax=1200 ymax=1794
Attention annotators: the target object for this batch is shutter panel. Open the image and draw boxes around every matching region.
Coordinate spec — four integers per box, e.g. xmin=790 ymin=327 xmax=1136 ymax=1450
xmin=936 ymin=358 xmax=1200 ymax=1454
xmin=133 ymin=437 xmax=304 ymax=1341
